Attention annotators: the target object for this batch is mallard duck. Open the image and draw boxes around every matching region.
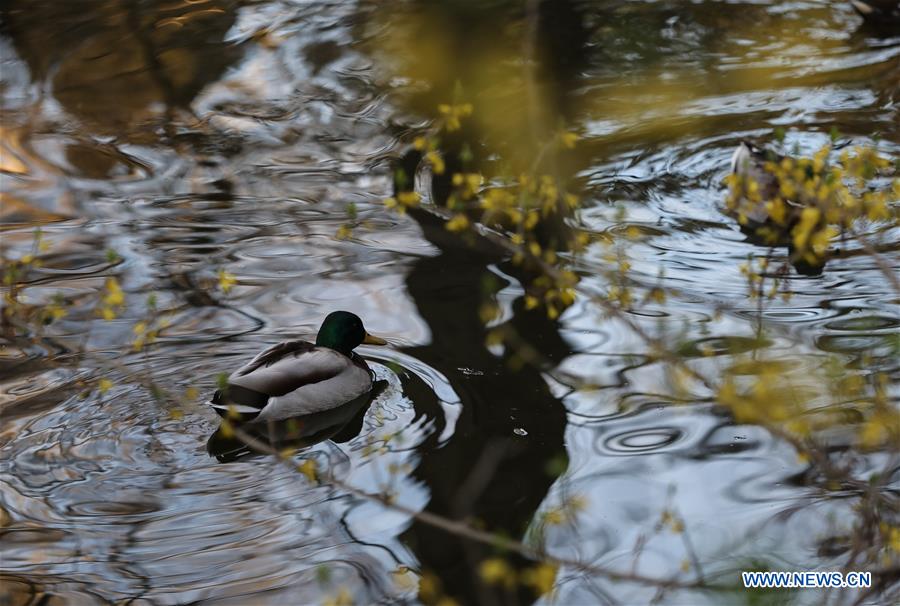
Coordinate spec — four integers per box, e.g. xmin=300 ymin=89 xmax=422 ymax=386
xmin=210 ymin=311 xmax=386 ymax=422
xmin=729 ymin=141 xmax=790 ymax=235
xmin=728 ymin=141 xmax=830 ymax=275
xmin=850 ymin=1 xmax=900 ymax=29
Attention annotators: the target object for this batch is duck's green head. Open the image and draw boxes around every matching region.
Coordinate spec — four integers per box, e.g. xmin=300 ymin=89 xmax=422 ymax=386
xmin=316 ymin=311 xmax=386 ymax=355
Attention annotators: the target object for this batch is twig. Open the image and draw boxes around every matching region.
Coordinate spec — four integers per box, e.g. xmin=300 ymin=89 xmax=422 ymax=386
xmin=231 ymin=426 xmax=720 ymax=592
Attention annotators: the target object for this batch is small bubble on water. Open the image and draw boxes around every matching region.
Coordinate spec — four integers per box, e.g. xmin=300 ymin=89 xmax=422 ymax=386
xmin=513 ymin=427 xmax=528 ymax=437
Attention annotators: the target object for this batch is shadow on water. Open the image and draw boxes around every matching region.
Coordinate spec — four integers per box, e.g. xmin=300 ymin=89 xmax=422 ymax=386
xmin=401 ymin=208 xmax=572 ymax=606
xmin=1 ymin=0 xmax=242 ymax=140
xmin=383 ymin=2 xmax=593 ymax=601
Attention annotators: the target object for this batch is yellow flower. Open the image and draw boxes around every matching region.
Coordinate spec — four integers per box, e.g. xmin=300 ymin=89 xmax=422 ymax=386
xmin=859 ymin=415 xmax=889 ymax=449
xmin=479 ymin=558 xmax=515 ymax=588
xmin=778 ymin=180 xmax=796 ymax=199
xmin=445 ymin=214 xmax=470 ymax=232
xmin=524 ymin=211 xmax=540 ymax=230
xmin=98 ymin=378 xmax=113 ymax=394
xmin=812 ymin=146 xmax=829 ymax=173
xmin=791 ymin=207 xmax=821 ymax=251
xmin=649 ymin=288 xmax=666 ymax=304
xmin=298 ymin=459 xmax=318 ymax=482
xmin=886 ymin=526 xmax=900 ymax=553
xmin=746 ymin=178 xmax=760 ymax=197
xmin=418 ymin=572 xmax=441 ymax=602
xmin=559 ymin=289 xmax=576 ymax=307
xmin=217 ymin=269 xmax=237 ymax=294
xmin=765 ymin=198 xmax=787 ymax=225
xmin=103 ymin=278 xmax=125 ymax=306
xmin=543 ymin=508 xmax=565 ymax=525
xmin=438 ymin=102 xmax=473 ymax=132
xmin=397 ymin=191 xmax=421 ymax=208
xmin=521 ymin=563 xmax=558 ymax=595
xmin=485 ymin=329 xmax=504 ymax=347
xmin=462 ymin=173 xmax=481 ymax=195
xmin=809 ymin=226 xmax=837 ymax=256
xmin=44 ymin=304 xmax=67 ymax=321
xmin=864 ymin=194 xmax=890 ymax=221
xmin=425 ymin=150 xmax=445 ymax=175
xmin=559 ymin=131 xmax=578 ymax=149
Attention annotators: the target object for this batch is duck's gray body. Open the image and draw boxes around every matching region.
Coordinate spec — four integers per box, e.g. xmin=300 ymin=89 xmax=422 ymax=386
xmin=211 ymin=340 xmax=374 ymax=422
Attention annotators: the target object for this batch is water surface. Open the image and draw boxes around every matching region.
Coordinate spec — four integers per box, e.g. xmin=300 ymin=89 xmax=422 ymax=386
xmin=1 ymin=1 xmax=898 ymax=604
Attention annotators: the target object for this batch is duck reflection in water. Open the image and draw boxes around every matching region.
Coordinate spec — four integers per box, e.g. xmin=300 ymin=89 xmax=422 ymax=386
xmin=1 ymin=0 xmax=241 ymax=139
xmin=206 ymin=380 xmax=388 ymax=463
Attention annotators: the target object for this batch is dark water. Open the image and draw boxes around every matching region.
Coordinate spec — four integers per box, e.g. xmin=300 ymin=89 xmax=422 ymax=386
xmin=1 ymin=1 xmax=898 ymax=605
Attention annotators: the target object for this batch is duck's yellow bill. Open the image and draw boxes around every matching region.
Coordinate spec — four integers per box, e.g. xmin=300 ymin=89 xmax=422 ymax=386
xmin=363 ymin=333 xmax=387 ymax=345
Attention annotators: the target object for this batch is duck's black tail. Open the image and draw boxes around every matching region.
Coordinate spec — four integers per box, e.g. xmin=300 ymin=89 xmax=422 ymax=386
xmin=209 ymin=385 xmax=269 ymax=422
